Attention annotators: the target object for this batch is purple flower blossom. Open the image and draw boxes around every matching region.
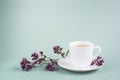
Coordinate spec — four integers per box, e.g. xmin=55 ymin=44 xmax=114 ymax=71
xmin=90 ymin=56 xmax=104 ymax=66
xmin=53 ymin=46 xmax=62 ymax=54
xmin=95 ymin=56 xmax=102 ymax=62
xmin=31 ymin=52 xmax=39 ymax=60
xmin=46 ymin=63 xmax=55 ymax=71
xmin=39 ymin=51 xmax=43 ymax=56
xmin=97 ymin=56 xmax=102 ymax=59
xmin=20 ymin=57 xmax=32 ymax=71
xmin=96 ymin=59 xmax=104 ymax=66
xmin=91 ymin=60 xmax=95 ymax=65
xmin=46 ymin=60 xmax=56 ymax=71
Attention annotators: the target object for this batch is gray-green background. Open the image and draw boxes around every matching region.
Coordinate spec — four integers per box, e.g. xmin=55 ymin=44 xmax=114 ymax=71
xmin=0 ymin=0 xmax=120 ymax=80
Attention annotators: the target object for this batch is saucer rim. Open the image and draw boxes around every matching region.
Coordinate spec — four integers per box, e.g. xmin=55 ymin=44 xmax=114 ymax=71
xmin=57 ymin=58 xmax=104 ymax=72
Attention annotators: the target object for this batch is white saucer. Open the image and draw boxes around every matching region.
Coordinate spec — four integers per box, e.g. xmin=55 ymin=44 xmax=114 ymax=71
xmin=57 ymin=59 xmax=104 ymax=72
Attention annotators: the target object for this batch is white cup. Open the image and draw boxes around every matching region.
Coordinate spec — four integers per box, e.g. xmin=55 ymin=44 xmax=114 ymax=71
xmin=69 ymin=41 xmax=101 ymax=67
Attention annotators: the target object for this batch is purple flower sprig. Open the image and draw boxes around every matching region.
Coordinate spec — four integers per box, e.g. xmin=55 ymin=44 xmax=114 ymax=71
xmin=46 ymin=59 xmax=57 ymax=71
xmin=20 ymin=51 xmax=46 ymax=71
xmin=53 ymin=46 xmax=69 ymax=58
xmin=91 ymin=56 xmax=104 ymax=66
xmin=20 ymin=46 xmax=69 ymax=71
xmin=20 ymin=57 xmax=33 ymax=71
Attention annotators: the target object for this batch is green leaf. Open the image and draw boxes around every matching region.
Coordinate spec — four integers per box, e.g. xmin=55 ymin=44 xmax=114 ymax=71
xmin=43 ymin=55 xmax=47 ymax=58
xmin=39 ymin=58 xmax=45 ymax=62
xmin=32 ymin=65 xmax=36 ymax=68
xmin=65 ymin=50 xmax=69 ymax=57
xmin=61 ymin=53 xmax=65 ymax=58
xmin=60 ymin=48 xmax=63 ymax=50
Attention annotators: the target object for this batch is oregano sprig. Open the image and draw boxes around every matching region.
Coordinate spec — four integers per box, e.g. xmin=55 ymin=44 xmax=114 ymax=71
xmin=20 ymin=46 xmax=69 ymax=71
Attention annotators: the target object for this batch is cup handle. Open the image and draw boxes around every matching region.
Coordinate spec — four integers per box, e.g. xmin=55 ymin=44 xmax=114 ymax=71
xmin=93 ymin=46 xmax=101 ymax=59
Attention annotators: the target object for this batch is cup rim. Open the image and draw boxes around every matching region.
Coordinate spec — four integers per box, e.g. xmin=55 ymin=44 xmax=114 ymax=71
xmin=69 ymin=41 xmax=94 ymax=47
